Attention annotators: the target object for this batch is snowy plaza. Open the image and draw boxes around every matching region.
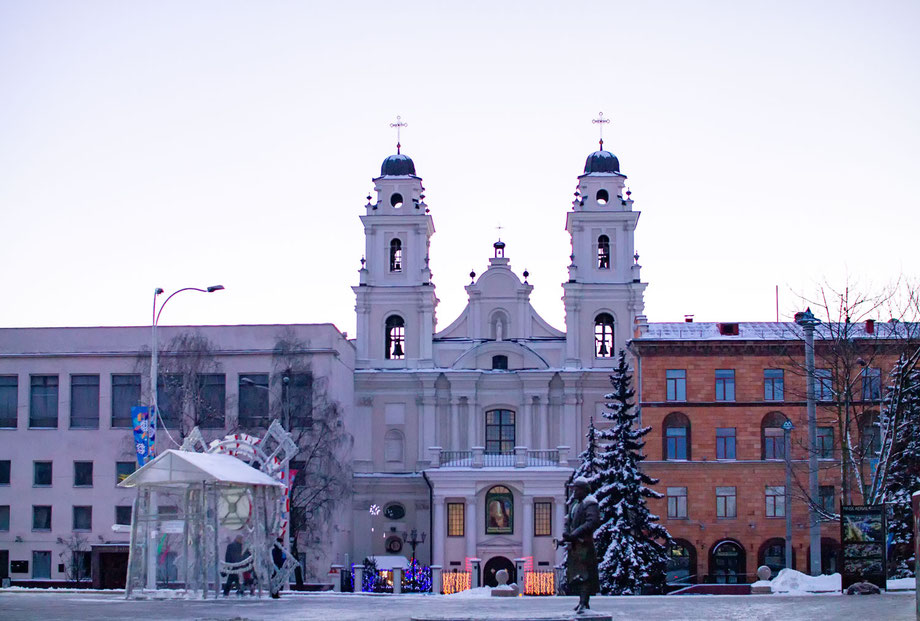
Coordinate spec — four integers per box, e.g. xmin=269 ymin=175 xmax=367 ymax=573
xmin=0 ymin=589 xmax=916 ymax=621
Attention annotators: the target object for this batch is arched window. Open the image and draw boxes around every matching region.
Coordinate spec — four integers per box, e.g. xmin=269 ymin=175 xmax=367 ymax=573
xmin=485 ymin=409 xmax=515 ymax=454
xmin=389 ymin=238 xmax=403 ymax=272
xmin=709 ymin=540 xmax=746 ymax=584
xmin=384 ymin=429 xmax=404 ymax=463
xmin=667 ymin=539 xmax=697 ymax=585
xmin=485 ymin=485 xmax=513 ymax=534
xmin=385 ymin=315 xmax=405 ymax=360
xmin=594 ymin=313 xmax=614 ymax=358
xmin=761 ymin=412 xmax=789 ymax=460
xmin=597 ymin=235 xmax=610 ymax=269
xmin=759 ymin=538 xmax=795 ymax=576
xmin=663 ymin=412 xmax=691 ymax=460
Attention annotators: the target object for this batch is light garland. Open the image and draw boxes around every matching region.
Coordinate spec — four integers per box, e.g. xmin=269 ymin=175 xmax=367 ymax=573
xmin=442 ymin=571 xmax=471 ymax=595
xmin=524 ymin=571 xmax=555 ymax=596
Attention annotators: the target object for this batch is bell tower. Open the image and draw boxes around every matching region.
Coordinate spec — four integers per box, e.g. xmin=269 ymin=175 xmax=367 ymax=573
xmin=354 ymin=120 xmax=438 ymax=369
xmin=562 ymin=114 xmax=646 ymax=367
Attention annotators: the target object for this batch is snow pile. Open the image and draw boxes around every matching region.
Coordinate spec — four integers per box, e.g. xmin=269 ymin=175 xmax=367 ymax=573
xmin=888 ymin=577 xmax=916 ymax=590
xmin=770 ymin=569 xmax=840 ymax=593
xmin=445 ymin=586 xmax=492 ymax=598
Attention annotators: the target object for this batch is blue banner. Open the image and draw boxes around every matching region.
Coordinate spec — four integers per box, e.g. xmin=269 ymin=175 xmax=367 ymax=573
xmin=132 ymin=406 xmax=150 ymax=467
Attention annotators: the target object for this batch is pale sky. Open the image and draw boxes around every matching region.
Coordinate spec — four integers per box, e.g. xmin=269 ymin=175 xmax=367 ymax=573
xmin=1 ymin=1 xmax=918 ymax=336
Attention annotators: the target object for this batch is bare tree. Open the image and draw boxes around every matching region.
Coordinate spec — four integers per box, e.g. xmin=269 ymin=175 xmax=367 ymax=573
xmin=57 ymin=534 xmax=91 ymax=583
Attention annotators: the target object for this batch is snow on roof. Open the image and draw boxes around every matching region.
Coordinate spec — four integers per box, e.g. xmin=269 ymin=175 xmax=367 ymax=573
xmin=635 ymin=321 xmax=916 ymax=342
xmin=369 ymin=555 xmax=409 ymax=570
xmin=118 ymin=449 xmax=284 ymax=489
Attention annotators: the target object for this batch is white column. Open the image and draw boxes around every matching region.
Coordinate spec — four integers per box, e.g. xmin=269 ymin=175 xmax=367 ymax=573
xmin=433 ymin=497 xmax=446 ymax=567
xmin=465 ymin=498 xmax=477 ymax=560
xmin=537 ymin=398 xmax=547 ymax=449
xmin=554 ymin=498 xmax=567 ymax=566
xmin=522 ymin=397 xmax=533 ymax=449
xmin=450 ymin=399 xmax=460 ymax=451
xmin=466 ymin=399 xmax=476 ymax=450
xmin=522 ymin=497 xmax=534 ymax=558
xmin=563 ymin=394 xmax=578 ymax=461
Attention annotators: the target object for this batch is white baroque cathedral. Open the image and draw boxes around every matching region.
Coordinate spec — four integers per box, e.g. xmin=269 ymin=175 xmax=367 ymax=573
xmin=349 ymin=141 xmax=646 ymax=582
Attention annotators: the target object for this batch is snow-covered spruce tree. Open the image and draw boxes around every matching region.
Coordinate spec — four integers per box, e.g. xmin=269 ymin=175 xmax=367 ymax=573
xmin=568 ymin=417 xmax=603 ymax=496
xmin=593 ymin=350 xmax=672 ymax=595
xmin=880 ymin=355 xmax=920 ymax=577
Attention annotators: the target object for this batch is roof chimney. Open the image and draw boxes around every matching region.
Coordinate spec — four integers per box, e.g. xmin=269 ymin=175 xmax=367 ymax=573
xmin=865 ymin=319 xmax=875 ymax=334
xmin=684 ymin=314 xmax=694 ymax=323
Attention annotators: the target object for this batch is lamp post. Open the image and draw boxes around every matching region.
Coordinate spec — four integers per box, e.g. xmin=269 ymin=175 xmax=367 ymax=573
xmin=147 ymin=284 xmax=223 ymax=591
xmin=795 ymin=307 xmax=821 ymax=576
xmin=401 ymin=528 xmax=427 ymax=591
xmin=782 ymin=419 xmax=795 ymax=570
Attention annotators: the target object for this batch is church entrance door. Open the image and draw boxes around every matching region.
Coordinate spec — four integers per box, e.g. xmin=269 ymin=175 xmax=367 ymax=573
xmin=483 ymin=555 xmax=515 ymax=587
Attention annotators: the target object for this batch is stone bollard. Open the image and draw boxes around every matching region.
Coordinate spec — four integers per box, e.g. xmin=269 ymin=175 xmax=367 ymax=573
xmin=393 ymin=567 xmax=403 ymax=594
xmin=330 ymin=564 xmax=344 ymax=592
xmin=470 ymin=558 xmax=482 ymax=589
xmin=431 ymin=565 xmax=442 ymax=594
xmin=353 ymin=565 xmax=364 ymax=593
xmin=750 ymin=565 xmax=773 ymax=594
xmin=514 ymin=558 xmax=527 ymax=591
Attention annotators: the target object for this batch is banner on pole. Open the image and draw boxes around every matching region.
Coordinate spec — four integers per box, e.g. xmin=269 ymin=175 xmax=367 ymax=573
xmin=132 ymin=406 xmax=151 ymax=467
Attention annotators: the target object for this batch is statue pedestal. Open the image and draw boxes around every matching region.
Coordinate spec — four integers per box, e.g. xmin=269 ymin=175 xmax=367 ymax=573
xmin=412 ymin=615 xmax=612 ymax=621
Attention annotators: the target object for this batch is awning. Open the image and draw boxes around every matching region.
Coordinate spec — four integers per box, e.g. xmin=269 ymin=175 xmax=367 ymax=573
xmin=117 ymin=449 xmax=284 ymax=489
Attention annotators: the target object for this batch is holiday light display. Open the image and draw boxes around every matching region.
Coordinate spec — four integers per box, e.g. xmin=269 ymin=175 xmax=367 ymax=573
xmin=524 ymin=570 xmax=555 ymax=596
xmin=441 ymin=571 xmax=471 ymax=594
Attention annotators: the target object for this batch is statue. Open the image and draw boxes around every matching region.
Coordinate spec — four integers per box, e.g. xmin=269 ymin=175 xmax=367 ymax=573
xmin=562 ymin=477 xmax=600 ymax=614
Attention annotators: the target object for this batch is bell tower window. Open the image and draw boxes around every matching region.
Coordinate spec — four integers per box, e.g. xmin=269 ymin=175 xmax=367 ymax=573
xmin=594 ymin=313 xmax=614 ymax=358
xmin=596 ymin=189 xmax=609 ymax=205
xmin=385 ymin=315 xmax=405 ymax=359
xmin=597 ymin=235 xmax=610 ymax=269
xmin=389 ymin=239 xmax=403 ymax=272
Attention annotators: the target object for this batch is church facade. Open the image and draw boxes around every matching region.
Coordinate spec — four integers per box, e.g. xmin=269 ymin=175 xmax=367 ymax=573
xmin=349 ymin=144 xmax=646 ymax=582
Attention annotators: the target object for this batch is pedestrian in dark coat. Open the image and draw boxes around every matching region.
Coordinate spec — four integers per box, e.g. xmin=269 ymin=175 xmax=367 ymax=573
xmin=222 ymin=535 xmax=245 ymax=596
xmin=563 ymin=477 xmax=600 ymax=613
xmin=270 ymin=538 xmax=285 ymax=599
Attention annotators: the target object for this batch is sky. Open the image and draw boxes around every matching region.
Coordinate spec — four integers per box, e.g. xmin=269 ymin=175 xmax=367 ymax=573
xmin=1 ymin=1 xmax=918 ymax=336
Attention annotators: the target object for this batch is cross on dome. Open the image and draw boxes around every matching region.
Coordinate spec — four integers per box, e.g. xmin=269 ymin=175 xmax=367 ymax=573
xmin=592 ymin=111 xmax=610 ymax=150
xmin=389 ymin=115 xmax=408 ymax=154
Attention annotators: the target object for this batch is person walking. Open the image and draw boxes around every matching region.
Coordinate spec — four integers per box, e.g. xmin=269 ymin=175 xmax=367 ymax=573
xmin=223 ymin=535 xmax=245 ymax=596
xmin=270 ymin=537 xmax=285 ymax=599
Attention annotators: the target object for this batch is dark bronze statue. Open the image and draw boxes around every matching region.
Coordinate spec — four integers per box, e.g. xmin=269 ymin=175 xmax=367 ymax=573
xmin=562 ymin=477 xmax=600 ymax=614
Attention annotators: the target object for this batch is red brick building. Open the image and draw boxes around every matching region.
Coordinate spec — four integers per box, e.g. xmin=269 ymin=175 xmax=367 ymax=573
xmin=629 ymin=319 xmax=902 ymax=584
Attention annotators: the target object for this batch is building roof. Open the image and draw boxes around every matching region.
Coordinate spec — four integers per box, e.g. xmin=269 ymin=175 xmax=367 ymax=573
xmin=634 ymin=321 xmax=916 ymax=342
xmin=380 ymin=153 xmax=416 ymax=176
xmin=583 ymin=149 xmax=620 ymax=174
xmin=118 ymin=449 xmax=284 ymax=489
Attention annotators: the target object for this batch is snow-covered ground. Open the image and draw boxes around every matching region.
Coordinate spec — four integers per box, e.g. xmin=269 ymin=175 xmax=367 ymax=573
xmin=761 ymin=569 xmax=916 ymax=593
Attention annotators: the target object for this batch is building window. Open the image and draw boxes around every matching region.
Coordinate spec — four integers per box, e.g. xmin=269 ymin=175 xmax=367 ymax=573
xmin=384 ymin=429 xmax=404 ymax=463
xmin=32 ymin=551 xmax=51 ymax=579
xmin=115 ymin=505 xmax=132 ymax=526
xmin=716 ymin=427 xmax=736 ymax=460
xmin=70 ymin=551 xmax=91 ymax=582
xmin=0 ymin=460 xmax=9 ymax=485
xmin=111 ymin=374 xmax=141 ymax=428
xmin=762 ymin=412 xmax=788 ymax=460
xmin=33 ymin=461 xmax=52 ymax=486
xmin=817 ymin=427 xmax=834 ymax=459
xmin=74 ymin=461 xmax=93 ymax=487
xmin=815 ymin=369 xmax=833 ymax=401
xmin=764 ymin=369 xmax=784 ymax=401
xmin=860 ymin=413 xmax=881 ymax=456
xmin=485 ymin=485 xmax=513 ymax=534
xmin=597 ymin=235 xmax=610 ymax=269
xmin=667 ymin=487 xmax=688 ymax=519
xmin=819 ymin=485 xmax=836 ymax=514
xmin=195 ymin=374 xmax=225 ymax=429
xmin=666 ymin=370 xmax=686 ymax=401
xmin=491 ymin=355 xmax=508 ymax=370
xmin=73 ymin=506 xmax=92 ymax=531
xmin=447 ymin=502 xmax=464 ymax=537
xmin=594 ymin=313 xmax=614 ymax=358
xmin=281 ymin=372 xmax=313 ymax=429
xmin=716 ymin=486 xmax=737 ymax=518
xmin=667 ymin=541 xmax=695 ymax=585
xmin=761 ymin=538 xmax=788 ymax=575
xmin=70 ymin=375 xmax=99 ymax=429
xmin=157 ymin=374 xmax=183 ymax=428
xmin=862 ymin=367 xmax=881 ymax=401
xmin=116 ymin=461 xmax=135 ymax=485
xmin=765 ymin=485 xmax=785 ymax=517
xmin=534 ymin=502 xmax=552 ymax=536
xmin=29 ymin=375 xmax=58 ymax=428
xmin=663 ymin=412 xmax=691 ymax=460
xmin=0 ymin=505 xmax=9 ymax=531
xmin=385 ymin=315 xmax=405 ymax=359
xmin=0 ymin=375 xmax=17 ymax=428
xmin=715 ymin=370 xmax=735 ymax=401
xmin=485 ymin=409 xmax=515 ymax=454
xmin=32 ymin=505 xmax=52 ymax=531
xmin=238 ymin=374 xmax=269 ymax=428
xmin=389 ymin=238 xmax=403 ymax=272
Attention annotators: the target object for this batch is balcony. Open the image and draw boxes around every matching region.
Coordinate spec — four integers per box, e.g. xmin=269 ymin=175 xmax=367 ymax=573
xmin=430 ymin=446 xmax=569 ymax=468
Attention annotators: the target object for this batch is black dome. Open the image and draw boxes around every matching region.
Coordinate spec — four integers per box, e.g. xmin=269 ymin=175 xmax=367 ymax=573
xmin=583 ymin=150 xmax=620 ymax=174
xmin=380 ymin=153 xmax=416 ymax=176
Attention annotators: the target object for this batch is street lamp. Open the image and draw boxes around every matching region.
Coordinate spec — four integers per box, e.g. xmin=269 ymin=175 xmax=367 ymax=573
xmin=401 ymin=528 xmax=427 ymax=591
xmin=795 ymin=307 xmax=821 ymax=576
xmin=782 ymin=419 xmax=795 ymax=571
xmin=146 ymin=284 xmax=223 ymax=591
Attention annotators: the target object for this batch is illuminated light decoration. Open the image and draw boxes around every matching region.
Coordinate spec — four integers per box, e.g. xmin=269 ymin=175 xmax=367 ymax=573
xmin=369 ymin=504 xmax=381 ymax=516
xmin=523 ymin=570 xmax=555 ymax=596
xmin=441 ymin=571 xmax=471 ymax=595
xmin=403 ymin=558 xmax=432 ymax=593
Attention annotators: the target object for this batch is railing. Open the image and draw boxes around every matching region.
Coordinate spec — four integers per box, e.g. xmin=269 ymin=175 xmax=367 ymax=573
xmin=482 ymin=453 xmax=515 ymax=467
xmin=439 ymin=451 xmax=472 ymax=467
xmin=526 ymin=449 xmax=559 ymax=466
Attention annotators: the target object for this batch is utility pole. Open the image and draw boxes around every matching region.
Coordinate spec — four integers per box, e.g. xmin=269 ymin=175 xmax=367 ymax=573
xmin=796 ymin=308 xmax=822 ymax=576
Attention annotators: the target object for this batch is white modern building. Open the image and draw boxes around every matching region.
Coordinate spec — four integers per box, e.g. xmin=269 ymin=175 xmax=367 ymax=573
xmin=0 ymin=140 xmax=646 ymax=588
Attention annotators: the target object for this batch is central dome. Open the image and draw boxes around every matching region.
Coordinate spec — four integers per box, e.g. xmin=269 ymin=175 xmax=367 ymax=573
xmin=380 ymin=153 xmax=416 ymax=176
xmin=583 ymin=150 xmax=620 ymax=174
